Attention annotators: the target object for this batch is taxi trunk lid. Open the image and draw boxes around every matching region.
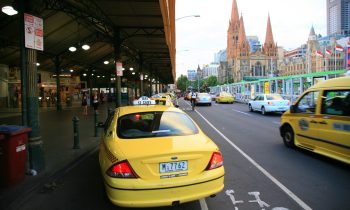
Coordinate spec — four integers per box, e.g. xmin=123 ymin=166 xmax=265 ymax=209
xmin=116 ymin=135 xmax=217 ymax=180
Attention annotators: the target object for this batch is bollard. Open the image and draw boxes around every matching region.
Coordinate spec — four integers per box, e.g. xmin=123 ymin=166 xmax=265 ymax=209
xmin=94 ymin=110 xmax=99 ymax=137
xmin=72 ymin=116 xmax=80 ymax=149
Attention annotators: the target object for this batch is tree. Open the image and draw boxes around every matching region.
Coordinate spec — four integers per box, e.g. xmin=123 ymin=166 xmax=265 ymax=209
xmin=207 ymin=76 xmax=218 ymax=87
xmin=176 ymin=75 xmax=189 ymax=92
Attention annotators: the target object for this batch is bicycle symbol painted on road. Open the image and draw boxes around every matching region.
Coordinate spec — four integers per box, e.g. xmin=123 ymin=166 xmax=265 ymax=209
xmin=225 ymin=189 xmax=290 ymax=210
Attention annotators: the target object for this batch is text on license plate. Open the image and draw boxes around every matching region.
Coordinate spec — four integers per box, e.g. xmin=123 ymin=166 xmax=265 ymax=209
xmin=159 ymin=161 xmax=188 ymax=173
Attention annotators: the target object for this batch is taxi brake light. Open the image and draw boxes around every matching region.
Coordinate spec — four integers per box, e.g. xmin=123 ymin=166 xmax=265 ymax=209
xmin=206 ymin=152 xmax=223 ymax=170
xmin=107 ymin=160 xmax=138 ymax=178
xmin=135 ymin=114 xmax=141 ymax=120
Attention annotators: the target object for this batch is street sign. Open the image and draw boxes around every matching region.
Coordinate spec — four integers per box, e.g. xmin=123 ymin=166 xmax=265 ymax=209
xmin=116 ymin=62 xmax=123 ymax=76
xmin=24 ymin=13 xmax=44 ymax=51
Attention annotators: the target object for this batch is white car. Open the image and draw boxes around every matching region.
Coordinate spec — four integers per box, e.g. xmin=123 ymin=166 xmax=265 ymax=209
xmin=196 ymin=93 xmax=212 ymax=106
xmin=248 ymin=94 xmax=291 ymax=115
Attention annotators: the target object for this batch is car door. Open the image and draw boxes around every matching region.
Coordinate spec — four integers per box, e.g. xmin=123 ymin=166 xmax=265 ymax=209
xmin=289 ymin=91 xmax=321 ymax=149
xmin=251 ymin=95 xmax=260 ymax=110
xmin=318 ymin=89 xmax=350 ymax=161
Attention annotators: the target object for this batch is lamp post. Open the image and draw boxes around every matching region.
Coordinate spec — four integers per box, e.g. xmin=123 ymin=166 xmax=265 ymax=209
xmin=176 ymin=15 xmax=200 ymax=21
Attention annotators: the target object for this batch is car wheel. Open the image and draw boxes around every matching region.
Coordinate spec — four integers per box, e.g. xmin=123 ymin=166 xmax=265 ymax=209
xmin=282 ymin=126 xmax=295 ymax=148
xmin=248 ymin=104 xmax=253 ymax=112
xmin=261 ymin=106 xmax=266 ymax=115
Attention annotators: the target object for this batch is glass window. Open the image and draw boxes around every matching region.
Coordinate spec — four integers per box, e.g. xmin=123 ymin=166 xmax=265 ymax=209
xmin=321 ymin=90 xmax=350 ymax=116
xmin=295 ymin=91 xmax=319 ymax=114
xmin=266 ymin=94 xmax=284 ymax=100
xmin=117 ymin=111 xmax=198 ymax=139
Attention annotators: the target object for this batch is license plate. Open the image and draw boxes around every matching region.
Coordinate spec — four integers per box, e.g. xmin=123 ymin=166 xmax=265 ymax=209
xmin=159 ymin=161 xmax=188 ymax=173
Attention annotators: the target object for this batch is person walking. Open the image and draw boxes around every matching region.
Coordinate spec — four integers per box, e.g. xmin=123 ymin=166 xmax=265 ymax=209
xmin=81 ymin=92 xmax=88 ymax=115
xmin=92 ymin=91 xmax=99 ymax=113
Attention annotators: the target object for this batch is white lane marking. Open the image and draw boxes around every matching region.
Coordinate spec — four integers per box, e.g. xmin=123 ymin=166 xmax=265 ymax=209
xmin=273 ymin=121 xmax=280 ymax=125
xmin=194 ymin=109 xmax=312 ymax=210
xmin=232 ymin=109 xmax=252 ymax=116
xmin=199 ymin=198 xmax=209 ymax=210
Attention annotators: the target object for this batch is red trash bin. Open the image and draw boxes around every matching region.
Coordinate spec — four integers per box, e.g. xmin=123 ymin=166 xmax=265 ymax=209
xmin=0 ymin=125 xmax=32 ymax=187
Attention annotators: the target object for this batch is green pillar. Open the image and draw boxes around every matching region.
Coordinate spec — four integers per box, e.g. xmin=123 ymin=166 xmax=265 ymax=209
xmin=114 ymin=28 xmax=122 ymax=107
xmin=139 ymin=54 xmax=144 ymax=96
xmin=55 ymin=56 xmax=62 ymax=111
xmin=27 ymin=49 xmax=45 ymax=172
xmin=19 ymin=0 xmax=27 ymax=126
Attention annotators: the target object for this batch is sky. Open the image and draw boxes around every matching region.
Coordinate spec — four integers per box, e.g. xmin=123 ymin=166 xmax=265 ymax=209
xmin=175 ymin=0 xmax=327 ymax=78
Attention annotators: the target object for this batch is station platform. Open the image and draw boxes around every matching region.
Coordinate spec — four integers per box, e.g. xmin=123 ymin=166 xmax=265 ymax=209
xmin=0 ymin=100 xmax=117 ymax=210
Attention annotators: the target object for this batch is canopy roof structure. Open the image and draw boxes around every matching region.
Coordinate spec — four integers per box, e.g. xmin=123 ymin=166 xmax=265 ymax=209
xmin=0 ymin=0 xmax=176 ymax=83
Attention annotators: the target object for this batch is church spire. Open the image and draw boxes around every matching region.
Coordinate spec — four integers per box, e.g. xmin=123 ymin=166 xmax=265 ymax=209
xmin=263 ymin=14 xmax=277 ymax=56
xmin=237 ymin=14 xmax=250 ymax=56
xmin=264 ymin=14 xmax=274 ymax=45
xmin=237 ymin=14 xmax=247 ymax=44
xmin=230 ymin=0 xmax=239 ymax=25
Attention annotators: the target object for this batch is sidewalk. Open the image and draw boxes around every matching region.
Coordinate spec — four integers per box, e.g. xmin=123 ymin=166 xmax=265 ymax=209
xmin=0 ymin=101 xmax=116 ymax=210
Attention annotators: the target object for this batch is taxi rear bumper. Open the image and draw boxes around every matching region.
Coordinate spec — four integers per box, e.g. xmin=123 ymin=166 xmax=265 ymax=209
xmin=104 ymin=175 xmax=224 ymax=207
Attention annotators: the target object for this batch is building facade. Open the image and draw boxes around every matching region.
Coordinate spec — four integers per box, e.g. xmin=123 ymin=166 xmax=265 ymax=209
xmin=187 ymin=69 xmax=197 ymax=81
xmin=227 ymin=0 xmax=278 ymax=82
xmin=327 ymin=0 xmax=350 ymax=36
xmin=279 ymin=26 xmax=347 ymax=76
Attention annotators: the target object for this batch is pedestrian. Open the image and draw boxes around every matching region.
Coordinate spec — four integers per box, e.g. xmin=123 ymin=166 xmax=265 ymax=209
xmin=92 ymin=92 xmax=99 ymax=112
xmin=82 ymin=92 xmax=88 ymax=115
xmin=100 ymin=91 xmax=105 ymax=104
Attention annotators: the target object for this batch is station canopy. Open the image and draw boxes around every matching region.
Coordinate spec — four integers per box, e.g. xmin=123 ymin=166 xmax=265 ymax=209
xmin=0 ymin=0 xmax=175 ymax=83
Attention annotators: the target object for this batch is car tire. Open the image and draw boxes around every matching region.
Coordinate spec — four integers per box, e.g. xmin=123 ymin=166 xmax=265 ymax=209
xmin=261 ymin=106 xmax=266 ymax=115
xmin=282 ymin=125 xmax=295 ymax=148
xmin=248 ymin=104 xmax=253 ymax=112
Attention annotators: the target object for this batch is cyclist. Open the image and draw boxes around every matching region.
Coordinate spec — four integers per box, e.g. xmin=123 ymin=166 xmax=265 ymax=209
xmin=190 ymin=90 xmax=197 ymax=110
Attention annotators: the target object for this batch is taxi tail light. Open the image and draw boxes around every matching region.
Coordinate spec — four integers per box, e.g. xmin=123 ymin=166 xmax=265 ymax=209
xmin=206 ymin=152 xmax=223 ymax=170
xmin=107 ymin=160 xmax=138 ymax=178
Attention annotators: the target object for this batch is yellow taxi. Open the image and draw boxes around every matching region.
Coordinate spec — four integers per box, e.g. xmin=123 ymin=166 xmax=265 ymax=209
xmin=150 ymin=93 xmax=174 ymax=106
xmin=215 ymin=91 xmax=234 ymax=104
xmin=99 ymin=96 xmax=225 ymax=207
xmin=280 ymin=77 xmax=350 ymax=164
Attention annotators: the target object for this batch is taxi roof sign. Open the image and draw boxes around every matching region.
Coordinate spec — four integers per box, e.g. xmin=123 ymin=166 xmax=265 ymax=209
xmin=133 ymin=96 xmax=156 ymax=105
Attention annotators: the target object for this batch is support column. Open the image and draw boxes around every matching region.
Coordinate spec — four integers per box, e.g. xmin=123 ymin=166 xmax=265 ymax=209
xmin=19 ymin=0 xmax=27 ymax=125
xmin=275 ymin=80 xmax=278 ymax=93
xmin=299 ymin=77 xmax=303 ymax=94
xmin=27 ymin=49 xmax=45 ymax=172
xmin=55 ymin=56 xmax=62 ymax=111
xmin=113 ymin=28 xmax=122 ymax=107
xmin=139 ymin=54 xmax=144 ymax=96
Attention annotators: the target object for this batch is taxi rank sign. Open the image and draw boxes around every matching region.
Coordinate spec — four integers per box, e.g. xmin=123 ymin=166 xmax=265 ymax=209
xmin=24 ymin=13 xmax=44 ymax=51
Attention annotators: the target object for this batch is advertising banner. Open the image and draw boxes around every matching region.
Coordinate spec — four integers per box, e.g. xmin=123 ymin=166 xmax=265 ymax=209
xmin=116 ymin=62 xmax=123 ymax=76
xmin=24 ymin=13 xmax=43 ymax=51
xmin=264 ymin=82 xmax=270 ymax=94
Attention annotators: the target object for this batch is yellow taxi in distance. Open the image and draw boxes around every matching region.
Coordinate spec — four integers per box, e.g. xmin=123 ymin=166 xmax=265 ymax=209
xmin=280 ymin=77 xmax=350 ymax=164
xmin=150 ymin=94 xmax=174 ymax=106
xmin=99 ymin=97 xmax=225 ymax=207
xmin=216 ymin=91 xmax=234 ymax=104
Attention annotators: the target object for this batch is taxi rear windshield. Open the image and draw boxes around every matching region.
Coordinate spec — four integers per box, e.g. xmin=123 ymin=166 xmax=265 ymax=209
xmin=117 ymin=111 xmax=198 ymax=139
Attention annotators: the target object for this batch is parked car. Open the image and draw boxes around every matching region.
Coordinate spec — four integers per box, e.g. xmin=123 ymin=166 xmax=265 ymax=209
xmin=280 ymin=76 xmax=350 ymax=164
xmin=248 ymin=94 xmax=290 ymax=115
xmin=215 ymin=92 xmax=234 ymax=104
xmin=196 ymin=93 xmax=212 ymax=106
